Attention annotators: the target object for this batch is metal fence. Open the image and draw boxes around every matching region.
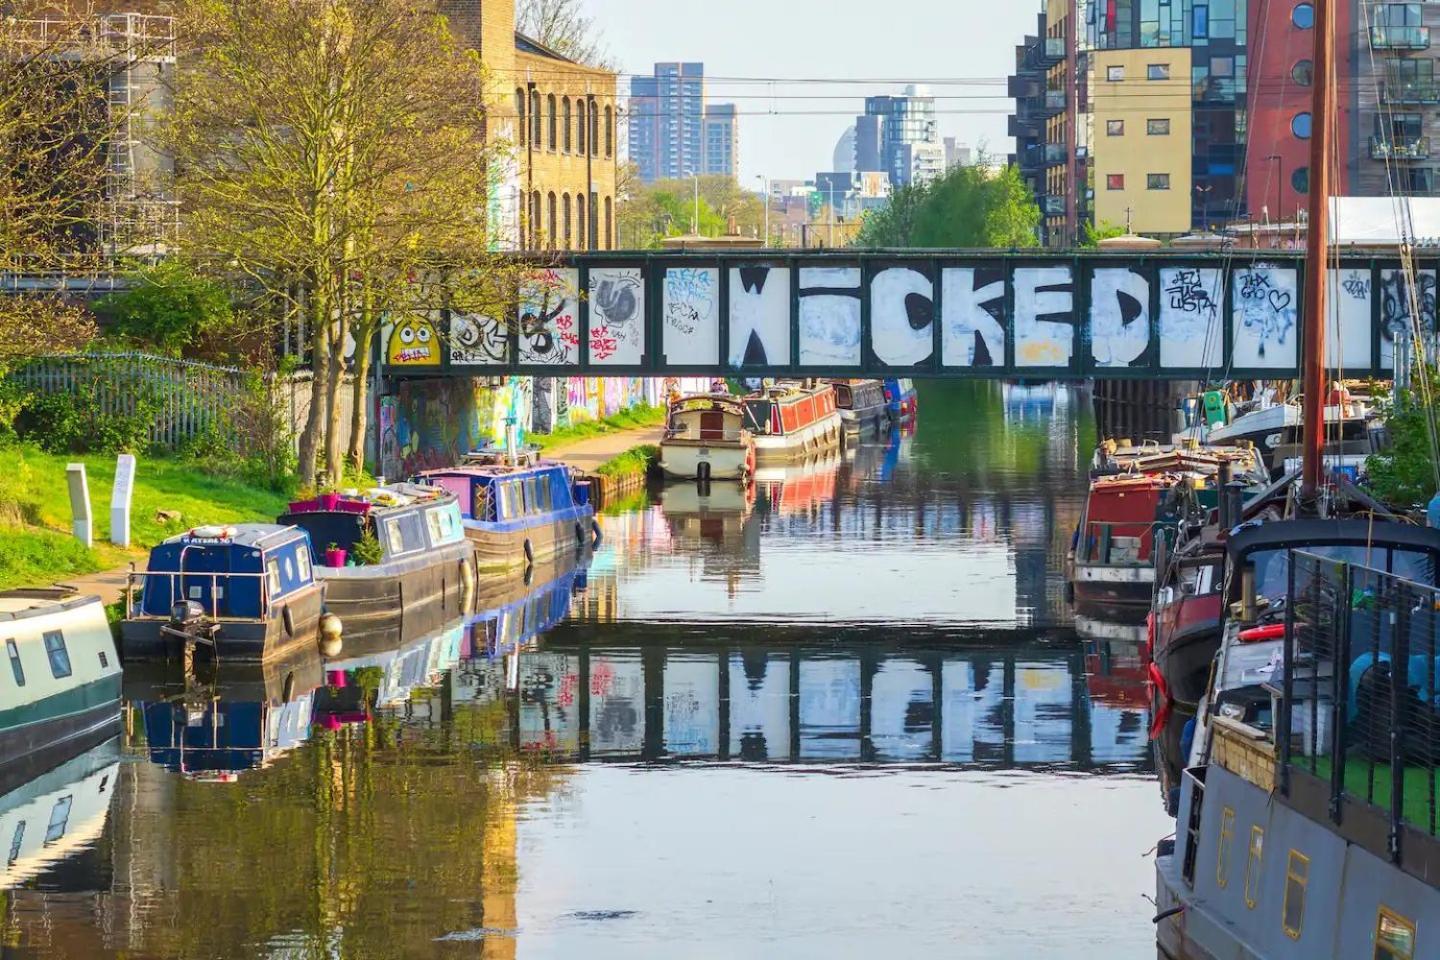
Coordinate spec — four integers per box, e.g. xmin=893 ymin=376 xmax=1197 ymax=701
xmin=1281 ymin=550 xmax=1440 ymax=857
xmin=8 ymin=353 xmax=246 ymax=450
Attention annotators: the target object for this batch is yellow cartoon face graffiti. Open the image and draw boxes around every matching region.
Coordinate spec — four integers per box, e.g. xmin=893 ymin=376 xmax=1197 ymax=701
xmin=387 ymin=316 xmax=440 ymax=367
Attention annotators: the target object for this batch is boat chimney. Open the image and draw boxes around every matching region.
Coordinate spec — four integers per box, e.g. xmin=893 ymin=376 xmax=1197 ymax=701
xmin=1240 ymin=564 xmax=1258 ymax=623
xmin=1217 ymin=463 xmax=1234 ymax=527
xmin=1224 ymin=482 xmax=1246 ymax=533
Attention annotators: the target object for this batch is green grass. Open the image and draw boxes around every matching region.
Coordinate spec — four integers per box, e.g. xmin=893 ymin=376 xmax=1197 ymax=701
xmin=1312 ymin=753 xmax=1440 ymax=832
xmin=0 ymin=444 xmax=291 ymax=590
xmin=595 ymin=444 xmax=659 ymax=479
xmin=533 ymin=404 xmax=665 ymax=452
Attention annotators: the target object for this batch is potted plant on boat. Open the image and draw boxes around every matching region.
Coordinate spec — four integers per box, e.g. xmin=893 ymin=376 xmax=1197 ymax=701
xmin=317 ymin=489 xmax=341 ymax=511
xmin=350 ymin=526 xmax=383 ymax=567
xmin=324 ymin=542 xmax=348 ymax=568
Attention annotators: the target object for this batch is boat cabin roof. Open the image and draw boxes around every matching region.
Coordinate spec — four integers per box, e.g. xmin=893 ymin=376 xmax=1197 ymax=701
xmin=417 ymin=461 xmax=568 ymax=485
xmin=161 ymin=524 xmax=305 ymax=551
xmin=669 ymin=394 xmax=746 ymax=418
xmin=1228 ymin=518 xmax=1440 ymax=561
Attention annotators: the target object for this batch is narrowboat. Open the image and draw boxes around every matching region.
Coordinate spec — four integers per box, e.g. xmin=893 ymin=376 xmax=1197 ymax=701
xmin=882 ymin=377 xmax=918 ymax=422
xmin=830 ymin=379 xmax=891 ymax=435
xmin=279 ymin=484 xmax=474 ymax=641
xmin=122 ymin=525 xmax=334 ymax=663
xmin=741 ymin=380 xmax=843 ymax=465
xmin=314 ymin=619 xmax=467 ymax=727
xmin=0 ymin=736 xmax=119 ymax=888
xmin=415 ymin=459 xmax=595 ymax=573
xmin=1177 ymin=385 xmax=1382 ymax=478
xmin=659 ymin=394 xmax=756 ymax=482
xmin=0 ymin=590 xmax=122 ymax=784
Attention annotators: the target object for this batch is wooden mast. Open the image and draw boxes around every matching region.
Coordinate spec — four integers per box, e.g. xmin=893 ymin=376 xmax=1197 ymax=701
xmin=1301 ymin=0 xmax=1335 ymax=497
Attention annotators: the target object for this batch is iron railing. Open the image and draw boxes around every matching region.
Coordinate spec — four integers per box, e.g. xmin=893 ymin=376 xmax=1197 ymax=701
xmin=1280 ymin=550 xmax=1440 ymax=858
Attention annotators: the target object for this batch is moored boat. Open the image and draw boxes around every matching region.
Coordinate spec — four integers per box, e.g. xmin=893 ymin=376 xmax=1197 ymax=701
xmin=0 ymin=589 xmax=121 ymax=782
xmin=414 ymin=458 xmax=595 ymax=573
xmin=741 ymin=380 xmax=842 ymax=465
xmin=658 ymin=394 xmax=755 ymax=482
xmin=122 ymin=524 xmax=333 ymax=663
xmin=279 ymin=483 xmax=474 ymax=642
xmin=830 ymin=379 xmax=891 ymax=435
xmin=882 ymin=377 xmax=918 ymax=422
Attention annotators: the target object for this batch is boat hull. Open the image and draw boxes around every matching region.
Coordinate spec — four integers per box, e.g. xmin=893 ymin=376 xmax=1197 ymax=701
xmin=1068 ymin=561 xmax=1154 ymax=621
xmin=465 ymin=507 xmax=595 ymax=573
xmin=315 ymin=540 xmax=475 ymax=645
xmin=121 ymin=582 xmax=327 ymax=663
xmin=0 ymin=677 xmax=122 ymax=791
xmin=753 ymin=413 xmax=842 ymax=465
xmin=659 ymin=439 xmax=753 ymax=481
xmin=839 ymin=404 xmax=890 ymax=434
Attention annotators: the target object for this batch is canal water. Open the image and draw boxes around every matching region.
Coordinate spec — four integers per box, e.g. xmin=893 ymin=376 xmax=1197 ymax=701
xmin=2 ymin=383 xmax=1173 ymax=959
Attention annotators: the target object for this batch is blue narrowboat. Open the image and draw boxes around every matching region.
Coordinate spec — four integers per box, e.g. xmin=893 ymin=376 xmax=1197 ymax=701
xmin=121 ymin=525 xmax=329 ymax=662
xmin=882 ymin=378 xmax=918 ymax=422
xmin=279 ymin=484 xmax=474 ymax=642
xmin=414 ymin=459 xmax=595 ymax=573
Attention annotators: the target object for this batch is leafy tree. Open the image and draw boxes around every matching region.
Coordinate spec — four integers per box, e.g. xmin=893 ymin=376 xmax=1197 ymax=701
xmin=96 ymin=259 xmax=234 ymax=355
xmin=617 ymin=174 xmax=765 ymax=248
xmin=1080 ymin=221 xmax=1129 ymax=248
xmin=855 ymin=163 xmax=1041 ymax=249
xmin=1367 ymin=375 xmax=1440 ymax=507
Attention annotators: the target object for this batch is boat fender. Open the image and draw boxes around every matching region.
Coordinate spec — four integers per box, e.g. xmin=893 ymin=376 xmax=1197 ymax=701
xmin=459 ymin=557 xmax=475 ymax=608
xmin=575 ymin=522 xmax=586 ymax=549
xmin=1152 ymin=906 xmax=1184 ymax=924
xmin=319 ymin=612 xmax=344 ymax=657
xmin=523 ymin=538 xmax=534 ymax=565
xmin=591 ymin=519 xmax=603 ymax=547
xmin=1148 ymin=662 xmax=1172 ymax=741
xmin=282 ymin=604 xmax=295 ymax=638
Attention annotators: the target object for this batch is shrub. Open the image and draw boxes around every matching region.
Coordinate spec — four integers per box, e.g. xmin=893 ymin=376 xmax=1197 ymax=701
xmin=95 ymin=260 xmax=234 ymax=356
xmin=11 ymin=380 xmax=157 ymax=455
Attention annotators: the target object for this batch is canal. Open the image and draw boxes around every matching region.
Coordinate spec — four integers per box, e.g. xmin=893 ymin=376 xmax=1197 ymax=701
xmin=2 ymin=383 xmax=1173 ymax=959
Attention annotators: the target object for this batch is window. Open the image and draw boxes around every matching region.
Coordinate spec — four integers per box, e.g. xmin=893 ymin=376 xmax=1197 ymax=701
xmin=1282 ymin=850 xmax=1309 ymax=940
xmin=1147 ymin=118 xmax=1171 ymax=135
xmin=1107 ymin=65 xmax=1125 ymax=81
xmin=1244 ymin=827 xmax=1263 ymax=908
xmin=426 ymin=507 xmax=445 ymax=545
xmin=605 ymin=106 xmax=614 ymax=157
xmin=295 ymin=546 xmax=311 ymax=583
xmin=1107 ymin=119 xmax=1125 ymax=136
xmin=384 ymin=518 xmax=405 ymax=555
xmin=577 ymin=99 xmax=588 ymax=155
xmin=563 ymin=193 xmax=572 ymax=249
xmin=44 ymin=795 xmax=72 ymax=843
xmin=1107 ymin=174 xmax=1126 ymax=190
xmin=1293 ymin=2 xmax=1314 ymax=29
xmin=98 ymin=650 xmax=109 ymax=669
xmin=1148 ymin=173 xmax=1171 ymax=190
xmin=1292 ymin=167 xmax=1310 ymax=194
xmin=529 ymin=90 xmax=542 ymax=145
xmin=5 ymin=638 xmax=22 ymax=687
xmin=43 ymin=631 xmax=71 ymax=679
xmin=7 ymin=822 xmax=22 ymax=865
xmin=266 ymin=558 xmax=282 ymax=597
xmin=605 ymin=197 xmax=614 ymax=250
xmin=1216 ymin=807 xmax=1236 ymax=888
xmin=1375 ymin=908 xmax=1416 ymax=959
xmin=1292 ymin=60 xmax=1313 ymax=86
xmin=546 ymin=94 xmax=557 ymax=150
xmin=1292 ymin=112 xmax=1312 ymax=139
xmin=1405 ymin=167 xmax=1435 ymax=193
xmin=1148 ymin=63 xmax=1171 ymax=81
xmin=515 ymin=89 xmax=527 ymax=146
xmin=562 ymin=97 xmax=572 ymax=152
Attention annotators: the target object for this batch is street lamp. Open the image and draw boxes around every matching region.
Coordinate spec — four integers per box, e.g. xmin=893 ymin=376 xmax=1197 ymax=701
xmin=756 ymin=174 xmax=770 ymax=246
xmin=1194 ymin=183 xmax=1214 ymax=233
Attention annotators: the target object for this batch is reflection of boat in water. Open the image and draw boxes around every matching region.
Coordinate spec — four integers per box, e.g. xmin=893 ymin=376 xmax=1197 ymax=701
xmin=1083 ymin=638 xmax=1150 ymax=710
xmin=0 ymin=736 xmax=119 ymax=887
xmin=830 ymin=379 xmax=891 ymax=435
xmin=658 ymin=481 xmax=756 ymax=545
xmin=1 ymin=589 xmax=122 ymax=780
xmin=754 ymin=451 xmax=841 ymax=516
xmin=1003 ymin=381 xmax=1067 ymax=420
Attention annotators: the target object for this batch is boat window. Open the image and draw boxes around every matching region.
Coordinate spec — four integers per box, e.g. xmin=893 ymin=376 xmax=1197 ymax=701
xmin=1251 ymin=546 xmax=1432 ymax=600
xmin=5 ymin=638 xmax=23 ymax=687
xmin=500 ymin=482 xmax=522 ymax=520
xmin=266 ymin=558 xmax=282 ymax=597
xmin=1244 ymin=827 xmax=1263 ymax=908
xmin=43 ymin=631 xmax=71 ymax=680
xmin=282 ymin=556 xmax=295 ymax=582
xmin=384 ymin=518 xmax=405 ymax=555
xmin=1216 ymin=806 xmax=1235 ymax=888
xmin=386 ymin=512 xmax=428 ymax=555
xmin=295 ymin=546 xmax=312 ymax=583
xmin=1282 ymin=850 xmax=1309 ymax=939
xmin=98 ymin=650 xmax=109 ymax=669
xmin=426 ymin=507 xmax=445 ymax=545
xmin=1374 ymin=907 xmax=1416 ymax=959
xmin=7 ymin=821 xmax=22 ymax=865
xmin=537 ymin=477 xmax=553 ymax=512
xmin=44 ymin=795 xmax=72 ymax=843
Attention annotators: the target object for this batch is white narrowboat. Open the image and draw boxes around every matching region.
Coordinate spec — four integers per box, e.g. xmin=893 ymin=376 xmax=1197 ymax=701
xmin=659 ymin=394 xmax=756 ymax=482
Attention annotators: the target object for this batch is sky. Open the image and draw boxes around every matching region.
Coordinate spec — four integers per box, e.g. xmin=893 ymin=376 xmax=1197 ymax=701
xmin=579 ymin=0 xmax=1038 ymax=185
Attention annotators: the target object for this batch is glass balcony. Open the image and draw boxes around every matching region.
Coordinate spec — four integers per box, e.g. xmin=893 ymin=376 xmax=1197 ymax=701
xmin=1044 ymin=90 xmax=1067 ymax=113
xmin=1043 ymin=143 xmax=1067 ymax=164
xmin=1042 ymin=196 xmax=1066 ymax=217
xmin=1370 ymin=25 xmax=1431 ymax=50
xmin=1043 ymin=37 xmax=1065 ymax=61
xmin=1371 ymin=135 xmax=1431 ymax=160
xmin=1383 ymin=81 xmax=1440 ymax=104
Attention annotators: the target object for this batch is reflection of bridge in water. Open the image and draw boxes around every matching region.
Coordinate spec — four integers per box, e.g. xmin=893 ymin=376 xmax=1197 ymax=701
xmin=456 ymin=624 xmax=1151 ymax=772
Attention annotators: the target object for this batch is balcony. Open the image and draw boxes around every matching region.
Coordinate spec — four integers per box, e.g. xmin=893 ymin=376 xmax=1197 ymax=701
xmin=1370 ymin=25 xmax=1430 ymax=50
xmin=1383 ymin=81 xmax=1440 ymax=104
xmin=1371 ymin=135 xmax=1431 ymax=160
xmin=1008 ymin=74 xmax=1041 ymax=99
xmin=1043 ymin=89 xmax=1067 ymax=114
xmin=1042 ymin=195 xmax=1066 ymax=217
xmin=1042 ymin=143 xmax=1067 ymax=164
xmin=1042 ymin=36 xmax=1065 ymax=63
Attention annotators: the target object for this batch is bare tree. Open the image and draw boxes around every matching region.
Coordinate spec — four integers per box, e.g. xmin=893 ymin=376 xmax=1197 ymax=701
xmin=517 ymin=0 xmax=609 ymax=66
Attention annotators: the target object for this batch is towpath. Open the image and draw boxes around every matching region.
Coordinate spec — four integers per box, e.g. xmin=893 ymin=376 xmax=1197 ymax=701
xmin=543 ymin=425 xmax=663 ymax=472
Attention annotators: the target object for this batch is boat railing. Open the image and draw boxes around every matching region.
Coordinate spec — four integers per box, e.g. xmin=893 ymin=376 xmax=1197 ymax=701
xmin=125 ymin=569 xmax=273 ymax=622
xmin=1277 ymin=550 xmax=1440 ymax=863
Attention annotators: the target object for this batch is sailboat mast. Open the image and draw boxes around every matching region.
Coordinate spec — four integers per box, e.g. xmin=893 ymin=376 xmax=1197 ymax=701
xmin=1301 ymin=0 xmax=1335 ymax=497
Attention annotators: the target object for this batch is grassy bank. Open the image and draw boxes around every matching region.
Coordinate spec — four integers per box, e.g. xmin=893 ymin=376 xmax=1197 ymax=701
xmin=0 ymin=444 xmax=290 ymax=590
xmin=595 ymin=444 xmax=659 ymax=479
xmin=533 ymin=404 xmax=665 ymax=452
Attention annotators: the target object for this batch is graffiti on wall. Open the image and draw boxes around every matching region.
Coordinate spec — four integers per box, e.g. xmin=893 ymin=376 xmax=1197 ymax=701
xmin=1380 ymin=268 xmax=1437 ymax=369
xmin=1328 ymin=269 xmax=1373 ymax=368
xmin=1090 ymin=267 xmax=1150 ymax=368
xmin=1232 ymin=266 xmax=1298 ymax=368
xmin=1158 ymin=268 xmax=1224 ymax=369
xmin=729 ymin=266 xmax=791 ymax=368
xmin=663 ymin=267 xmax=719 ymax=364
xmin=450 ymin=313 xmax=509 ymax=366
xmin=590 ymin=267 xmax=645 ymax=366
xmin=385 ymin=315 xmax=442 ymax=368
xmin=871 ymin=266 xmax=934 ymax=367
xmin=1014 ymin=267 xmax=1074 ymax=368
xmin=798 ymin=267 xmax=862 ymax=367
xmin=941 ymin=266 xmax=1005 ymax=367
xmin=519 ymin=269 xmax=580 ymax=366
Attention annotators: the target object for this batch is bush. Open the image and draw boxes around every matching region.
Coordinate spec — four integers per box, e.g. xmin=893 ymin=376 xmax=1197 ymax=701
xmin=11 ymin=380 xmax=158 ymax=455
xmin=95 ymin=260 xmax=234 ymax=356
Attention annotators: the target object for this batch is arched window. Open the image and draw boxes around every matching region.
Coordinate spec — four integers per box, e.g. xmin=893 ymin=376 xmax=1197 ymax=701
xmin=516 ymin=89 xmax=527 ymax=146
xmin=530 ymin=90 xmax=541 ymax=146
xmin=562 ymin=97 xmax=572 ymax=153
xmin=604 ymin=196 xmax=613 ymax=250
xmin=577 ymin=193 xmax=587 ymax=250
xmin=590 ymin=107 xmax=600 ymax=157
xmin=563 ymin=193 xmax=572 ymax=249
xmin=547 ymin=95 xmax=557 ymax=150
xmin=605 ymin=106 xmax=614 ymax=157
xmin=547 ymin=192 xmax=557 ymax=250
xmin=529 ymin=191 xmax=542 ymax=249
xmin=577 ymin=99 xmax=587 ymax=156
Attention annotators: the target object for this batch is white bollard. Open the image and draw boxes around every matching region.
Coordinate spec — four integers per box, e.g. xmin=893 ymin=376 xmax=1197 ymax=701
xmin=66 ymin=463 xmax=93 ymax=549
xmin=111 ymin=453 xmax=137 ymax=548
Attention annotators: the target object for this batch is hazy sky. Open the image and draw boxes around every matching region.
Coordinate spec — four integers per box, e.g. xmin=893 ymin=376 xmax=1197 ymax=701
xmin=579 ymin=0 xmax=1038 ymax=184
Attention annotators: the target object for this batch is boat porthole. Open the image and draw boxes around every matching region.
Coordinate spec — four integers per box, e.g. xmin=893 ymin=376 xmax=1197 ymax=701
xmin=282 ymin=605 xmax=294 ymax=638
xmin=523 ymin=538 xmax=534 ymax=564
